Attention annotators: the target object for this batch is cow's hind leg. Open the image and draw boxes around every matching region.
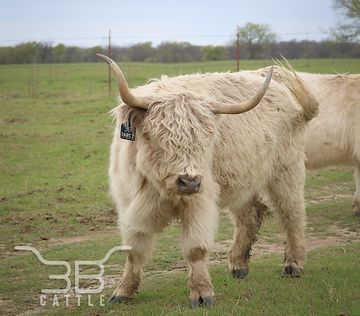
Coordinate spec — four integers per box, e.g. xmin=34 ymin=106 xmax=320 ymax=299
xmin=182 ymin=199 xmax=218 ymax=308
xmin=109 ymin=231 xmax=153 ymax=303
xmin=227 ymin=196 xmax=268 ymax=279
xmin=269 ymin=161 xmax=306 ymax=277
xmin=353 ymin=166 xmax=360 ymax=216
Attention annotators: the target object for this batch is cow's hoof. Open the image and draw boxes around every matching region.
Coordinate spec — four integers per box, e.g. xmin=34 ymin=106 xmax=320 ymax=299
xmin=354 ymin=210 xmax=360 ymax=217
xmin=190 ymin=296 xmax=214 ymax=308
xmin=190 ymin=298 xmax=200 ymax=308
xmin=232 ymin=268 xmax=249 ymax=279
xmin=203 ymin=296 xmax=214 ymax=307
xmin=108 ymin=295 xmax=132 ymax=304
xmin=282 ymin=264 xmax=302 ymax=278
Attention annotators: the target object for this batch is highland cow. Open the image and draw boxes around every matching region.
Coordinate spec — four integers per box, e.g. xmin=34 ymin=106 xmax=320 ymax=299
xmin=97 ymin=54 xmax=318 ymax=307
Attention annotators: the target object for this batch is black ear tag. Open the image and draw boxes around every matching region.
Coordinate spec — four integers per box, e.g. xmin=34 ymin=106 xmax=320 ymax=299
xmin=120 ymin=119 xmax=136 ymax=141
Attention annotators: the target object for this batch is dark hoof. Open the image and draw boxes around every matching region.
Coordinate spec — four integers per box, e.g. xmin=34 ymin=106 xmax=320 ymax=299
xmin=354 ymin=210 xmax=360 ymax=217
xmin=203 ymin=296 xmax=214 ymax=307
xmin=232 ymin=268 xmax=249 ymax=279
xmin=282 ymin=265 xmax=302 ymax=278
xmin=190 ymin=296 xmax=214 ymax=308
xmin=191 ymin=298 xmax=200 ymax=308
xmin=108 ymin=295 xmax=132 ymax=304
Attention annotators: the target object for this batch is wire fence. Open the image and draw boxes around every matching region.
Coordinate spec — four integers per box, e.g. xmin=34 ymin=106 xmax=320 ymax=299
xmin=1 ymin=30 xmax=359 ymax=99
xmin=2 ymin=58 xmax=359 ymax=100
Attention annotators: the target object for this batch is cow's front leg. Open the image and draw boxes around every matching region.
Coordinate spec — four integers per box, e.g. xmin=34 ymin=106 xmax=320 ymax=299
xmin=353 ymin=166 xmax=360 ymax=216
xmin=109 ymin=231 xmax=153 ymax=303
xmin=181 ymin=199 xmax=218 ymax=308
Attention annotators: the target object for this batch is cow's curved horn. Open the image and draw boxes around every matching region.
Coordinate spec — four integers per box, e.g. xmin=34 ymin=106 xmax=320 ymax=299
xmin=96 ymin=53 xmax=150 ymax=110
xmin=210 ymin=66 xmax=273 ymax=115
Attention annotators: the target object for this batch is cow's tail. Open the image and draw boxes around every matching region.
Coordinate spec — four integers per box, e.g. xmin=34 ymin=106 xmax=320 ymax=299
xmin=273 ymin=58 xmax=319 ymax=121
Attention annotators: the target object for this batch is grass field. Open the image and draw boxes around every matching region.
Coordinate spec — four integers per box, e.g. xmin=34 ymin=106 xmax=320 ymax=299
xmin=1 ymin=58 xmax=360 ymax=315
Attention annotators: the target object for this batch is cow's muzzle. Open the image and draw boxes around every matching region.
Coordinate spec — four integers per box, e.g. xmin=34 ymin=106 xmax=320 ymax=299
xmin=177 ymin=175 xmax=201 ymax=194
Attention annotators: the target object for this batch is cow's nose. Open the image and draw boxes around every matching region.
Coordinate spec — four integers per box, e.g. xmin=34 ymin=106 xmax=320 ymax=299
xmin=177 ymin=175 xmax=201 ymax=194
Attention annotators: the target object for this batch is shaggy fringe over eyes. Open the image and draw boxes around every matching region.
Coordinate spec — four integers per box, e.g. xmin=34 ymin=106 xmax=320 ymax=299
xmin=143 ymin=93 xmax=216 ymax=173
xmin=146 ymin=93 xmax=215 ymax=146
xmin=112 ymin=93 xmax=216 ymax=179
xmin=113 ymin=93 xmax=216 ymax=175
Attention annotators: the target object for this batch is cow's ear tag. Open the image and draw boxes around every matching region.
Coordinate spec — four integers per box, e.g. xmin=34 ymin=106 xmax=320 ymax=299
xmin=120 ymin=120 xmax=136 ymax=141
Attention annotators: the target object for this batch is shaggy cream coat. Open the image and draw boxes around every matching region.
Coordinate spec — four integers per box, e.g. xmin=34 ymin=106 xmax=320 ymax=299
xmin=108 ymin=66 xmax=318 ymax=306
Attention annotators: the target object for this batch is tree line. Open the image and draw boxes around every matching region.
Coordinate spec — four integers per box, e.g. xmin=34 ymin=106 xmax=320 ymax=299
xmin=1 ymin=1 xmax=359 ymax=64
xmin=0 ymin=39 xmax=359 ymax=64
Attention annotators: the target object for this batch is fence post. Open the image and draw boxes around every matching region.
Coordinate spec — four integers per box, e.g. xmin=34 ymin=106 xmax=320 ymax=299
xmin=236 ymin=31 xmax=240 ymax=71
xmin=108 ymin=29 xmax=112 ymax=95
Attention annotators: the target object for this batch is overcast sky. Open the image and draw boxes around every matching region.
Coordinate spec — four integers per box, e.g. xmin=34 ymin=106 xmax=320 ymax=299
xmin=0 ymin=0 xmax=337 ymax=47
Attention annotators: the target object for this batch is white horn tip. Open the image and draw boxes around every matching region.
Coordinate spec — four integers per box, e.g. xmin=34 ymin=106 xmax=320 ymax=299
xmin=96 ymin=53 xmax=112 ymax=64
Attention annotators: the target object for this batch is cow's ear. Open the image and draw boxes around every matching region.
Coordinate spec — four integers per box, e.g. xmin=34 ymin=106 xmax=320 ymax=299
xmin=119 ymin=105 xmax=147 ymax=127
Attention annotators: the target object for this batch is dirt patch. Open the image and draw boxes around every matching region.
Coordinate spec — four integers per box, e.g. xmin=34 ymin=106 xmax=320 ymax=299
xmin=1 ymin=189 xmax=45 ymax=203
xmin=3 ymin=118 xmax=29 ymax=125
xmin=7 ymin=230 xmax=118 ymax=260
xmin=43 ymin=230 xmax=118 ymax=248
xmin=307 ymin=193 xmax=353 ymax=205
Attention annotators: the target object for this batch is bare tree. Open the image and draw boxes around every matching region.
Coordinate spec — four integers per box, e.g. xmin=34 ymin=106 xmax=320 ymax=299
xmin=332 ymin=0 xmax=360 ymax=41
xmin=237 ymin=23 xmax=277 ymax=59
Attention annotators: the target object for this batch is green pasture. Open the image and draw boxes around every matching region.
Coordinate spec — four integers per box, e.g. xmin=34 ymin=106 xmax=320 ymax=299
xmin=0 ymin=59 xmax=359 ymax=315
xmin=1 ymin=58 xmax=360 ymax=98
